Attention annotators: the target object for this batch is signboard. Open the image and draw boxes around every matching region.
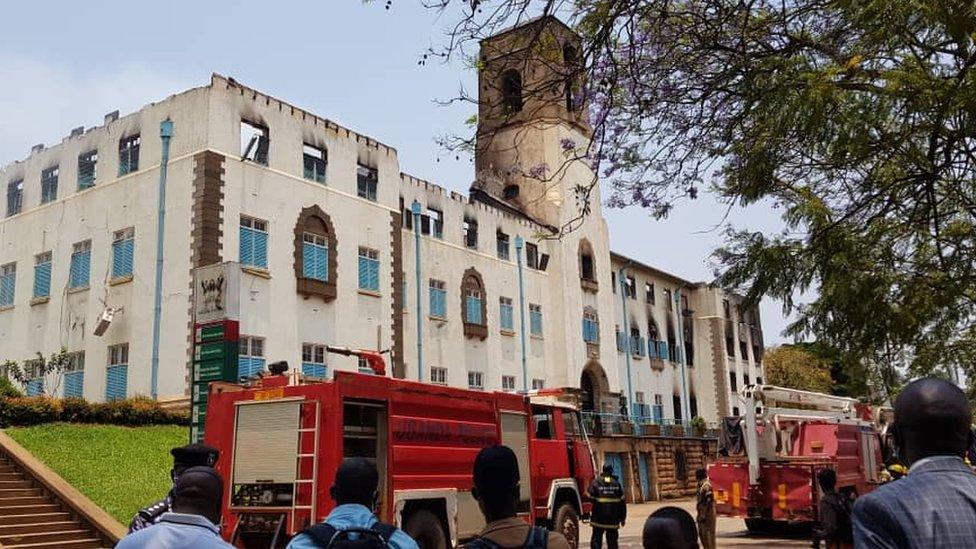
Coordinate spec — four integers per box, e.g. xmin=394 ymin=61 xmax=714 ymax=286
xmin=191 ymin=262 xmax=242 ymax=443
xmin=193 ymin=262 xmax=241 ymax=324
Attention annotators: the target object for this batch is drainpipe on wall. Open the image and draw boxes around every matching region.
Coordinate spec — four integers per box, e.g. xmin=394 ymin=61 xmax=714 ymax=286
xmin=411 ymin=200 xmax=424 ymax=382
xmin=515 ymin=236 xmax=528 ymax=393
xmin=619 ymin=264 xmax=634 ymax=421
xmin=150 ymin=119 xmax=173 ymax=400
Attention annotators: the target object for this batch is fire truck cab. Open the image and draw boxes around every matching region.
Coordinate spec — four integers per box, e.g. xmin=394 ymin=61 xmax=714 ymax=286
xmin=708 ymin=385 xmax=883 ymax=530
xmin=203 ymin=369 xmax=595 ymax=548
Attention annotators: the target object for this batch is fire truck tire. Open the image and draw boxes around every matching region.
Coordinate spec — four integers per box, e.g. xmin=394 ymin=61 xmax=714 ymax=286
xmin=744 ymin=518 xmax=774 ymax=533
xmin=403 ymin=509 xmax=448 ymax=549
xmin=553 ymin=503 xmax=580 ymax=548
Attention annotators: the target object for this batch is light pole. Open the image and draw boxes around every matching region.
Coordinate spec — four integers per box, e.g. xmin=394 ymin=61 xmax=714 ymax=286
xmin=411 ymin=200 xmax=423 ymax=382
xmin=673 ymin=286 xmax=692 ymax=424
xmin=515 ymin=236 xmax=528 ymax=392
xmin=150 ymin=119 xmax=173 ymax=400
xmin=619 ymin=265 xmax=635 ymax=420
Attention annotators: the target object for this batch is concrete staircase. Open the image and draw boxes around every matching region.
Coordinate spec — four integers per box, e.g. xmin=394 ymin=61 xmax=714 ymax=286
xmin=0 ymin=455 xmax=111 ymax=548
xmin=0 ymin=432 xmax=124 ymax=548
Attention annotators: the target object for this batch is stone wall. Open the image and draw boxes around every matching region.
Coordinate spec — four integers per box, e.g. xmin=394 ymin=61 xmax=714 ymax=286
xmin=590 ymin=436 xmax=718 ymax=503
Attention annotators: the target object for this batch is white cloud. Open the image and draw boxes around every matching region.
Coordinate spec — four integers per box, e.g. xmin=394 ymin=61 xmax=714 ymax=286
xmin=0 ymin=53 xmax=194 ymax=166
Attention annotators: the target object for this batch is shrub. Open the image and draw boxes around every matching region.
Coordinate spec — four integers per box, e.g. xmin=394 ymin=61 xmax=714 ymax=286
xmin=0 ymin=396 xmax=188 ymax=428
xmin=0 ymin=397 xmax=62 ymax=427
xmin=0 ymin=377 xmax=23 ymax=399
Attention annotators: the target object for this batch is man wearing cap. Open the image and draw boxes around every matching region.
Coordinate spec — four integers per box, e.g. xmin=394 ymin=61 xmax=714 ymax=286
xmin=128 ymin=442 xmax=220 ymax=532
xmin=117 ymin=466 xmax=233 ymax=548
xmin=466 ymin=445 xmax=570 ymax=549
xmin=586 ymin=463 xmax=626 ymax=549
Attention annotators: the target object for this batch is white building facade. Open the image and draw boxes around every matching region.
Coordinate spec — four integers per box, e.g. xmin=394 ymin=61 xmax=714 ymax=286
xmin=0 ymin=18 xmax=762 ymax=422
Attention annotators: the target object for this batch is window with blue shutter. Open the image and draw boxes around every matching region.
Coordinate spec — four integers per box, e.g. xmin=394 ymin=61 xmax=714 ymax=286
xmin=302 ymin=343 xmax=327 ymax=378
xmin=358 ymin=247 xmax=380 ymax=292
xmin=238 ymin=336 xmax=266 ymax=379
xmin=0 ymin=263 xmax=15 ymax=307
xmin=465 ymin=291 xmax=483 ymax=324
xmin=240 ymin=216 xmax=268 ymax=269
xmin=112 ymin=228 xmax=135 ymax=279
xmin=26 ymin=379 xmax=43 ymax=396
xmin=302 ymin=233 xmax=328 ymax=281
xmin=64 ymin=352 xmax=84 ymax=398
xmin=106 ymin=344 xmax=129 ymax=401
xmin=429 ymin=279 xmax=446 ymax=318
xmin=70 ymin=240 xmax=91 ymax=289
xmin=33 ymin=253 xmax=51 ymax=299
xmin=658 ymin=341 xmax=669 ymax=361
xmin=500 ymin=297 xmax=514 ymax=331
xmin=529 ymin=304 xmax=542 ymax=337
xmin=582 ymin=311 xmax=599 ymax=343
xmin=616 ymin=329 xmax=626 ymax=352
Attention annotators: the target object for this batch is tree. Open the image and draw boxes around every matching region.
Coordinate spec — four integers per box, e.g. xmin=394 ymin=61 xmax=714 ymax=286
xmin=764 ymin=345 xmax=833 ymax=394
xmin=2 ymin=348 xmax=72 ymax=397
xmin=393 ymin=0 xmax=976 ymax=386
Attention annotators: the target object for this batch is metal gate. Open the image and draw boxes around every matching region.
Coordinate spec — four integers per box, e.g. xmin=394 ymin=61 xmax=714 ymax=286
xmin=638 ymin=452 xmax=652 ymax=501
xmin=604 ymin=452 xmax=627 ymax=498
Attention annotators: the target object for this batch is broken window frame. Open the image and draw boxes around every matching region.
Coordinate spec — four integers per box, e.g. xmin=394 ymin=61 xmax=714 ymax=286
xmin=496 ymin=231 xmax=510 ymax=260
xmin=78 ymin=150 xmax=97 ymax=189
xmin=118 ymin=134 xmax=141 ymax=176
xmin=525 ymin=242 xmax=539 ymax=269
xmin=6 ymin=180 xmax=23 ymax=217
xmin=40 ymin=166 xmax=59 ymax=204
xmin=357 ymin=164 xmax=378 ymax=201
xmin=302 ymin=143 xmax=327 ymax=183
xmin=463 ymin=217 xmax=479 ymax=250
xmin=240 ymin=120 xmax=269 ymax=166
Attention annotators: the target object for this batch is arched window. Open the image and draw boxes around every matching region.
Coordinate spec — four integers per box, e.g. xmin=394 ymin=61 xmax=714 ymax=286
xmin=461 ymin=268 xmax=488 ymax=339
xmin=294 ymin=205 xmax=337 ymax=301
xmin=501 ymin=69 xmax=523 ymax=113
xmin=563 ymin=45 xmax=580 ymax=112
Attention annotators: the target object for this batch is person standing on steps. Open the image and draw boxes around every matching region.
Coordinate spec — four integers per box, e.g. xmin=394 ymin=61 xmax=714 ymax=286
xmin=587 ymin=463 xmax=626 ymax=549
xmin=465 ymin=445 xmax=570 ymax=549
xmin=694 ymin=469 xmax=715 ymax=549
xmin=287 ymin=458 xmax=417 ymax=549
xmin=128 ymin=442 xmax=220 ymax=532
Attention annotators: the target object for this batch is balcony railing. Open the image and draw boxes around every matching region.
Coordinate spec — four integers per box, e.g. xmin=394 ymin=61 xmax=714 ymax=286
xmin=581 ymin=411 xmax=719 ymax=438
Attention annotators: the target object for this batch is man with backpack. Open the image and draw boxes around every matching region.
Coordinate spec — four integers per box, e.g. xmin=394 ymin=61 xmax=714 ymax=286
xmin=587 ymin=463 xmax=626 ymax=549
xmin=287 ymin=458 xmax=418 ymax=549
xmin=812 ymin=468 xmax=853 ymax=549
xmin=465 ymin=445 xmax=570 ymax=549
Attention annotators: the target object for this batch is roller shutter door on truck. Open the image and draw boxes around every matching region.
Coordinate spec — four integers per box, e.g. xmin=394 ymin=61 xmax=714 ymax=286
xmin=233 ymin=400 xmax=301 ymax=484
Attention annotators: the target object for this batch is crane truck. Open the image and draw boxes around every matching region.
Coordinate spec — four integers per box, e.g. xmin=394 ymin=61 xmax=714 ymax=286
xmin=708 ymin=385 xmax=883 ymax=531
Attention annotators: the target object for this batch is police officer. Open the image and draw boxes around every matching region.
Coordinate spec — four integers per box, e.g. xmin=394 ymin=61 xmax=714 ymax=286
xmin=128 ymin=443 xmax=220 ymax=532
xmin=587 ymin=463 xmax=626 ymax=549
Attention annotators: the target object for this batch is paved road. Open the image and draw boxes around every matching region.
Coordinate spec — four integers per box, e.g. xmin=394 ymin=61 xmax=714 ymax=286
xmin=579 ymin=499 xmax=811 ymax=548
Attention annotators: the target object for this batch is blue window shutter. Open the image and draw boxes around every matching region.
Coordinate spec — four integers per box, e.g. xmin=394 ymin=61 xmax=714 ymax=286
xmin=500 ymin=303 xmax=513 ymax=330
xmin=106 ymin=365 xmax=127 ymax=401
xmin=112 ymin=239 xmax=134 ymax=278
xmin=238 ymin=356 xmax=250 ymax=379
xmin=318 ymin=245 xmax=328 ymax=281
xmin=358 ymin=257 xmax=369 ymax=289
xmin=466 ymin=296 xmax=482 ymax=324
xmin=653 ymin=405 xmax=663 ymax=423
xmin=0 ymin=274 xmax=13 ymax=307
xmin=64 ymin=371 xmax=84 ymax=398
xmin=302 ymin=242 xmax=315 ymax=278
xmin=616 ymin=331 xmax=625 ymax=351
xmin=659 ymin=341 xmax=669 ymax=360
xmin=639 ymin=337 xmax=646 ymax=356
xmin=302 ymin=363 xmax=327 ymax=378
xmin=70 ymin=251 xmax=91 ymax=288
xmin=240 ymin=227 xmax=254 ymax=266
xmin=252 ymin=358 xmax=266 ymax=376
xmin=254 ymin=231 xmax=268 ymax=268
xmin=530 ymin=311 xmax=542 ymax=336
xmin=33 ymin=263 xmax=51 ymax=298
xmin=368 ymin=258 xmax=379 ymax=291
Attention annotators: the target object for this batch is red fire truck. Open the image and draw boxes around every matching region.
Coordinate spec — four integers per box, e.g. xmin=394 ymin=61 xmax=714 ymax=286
xmin=708 ymin=385 xmax=883 ymax=531
xmin=203 ymin=357 xmax=595 ymax=548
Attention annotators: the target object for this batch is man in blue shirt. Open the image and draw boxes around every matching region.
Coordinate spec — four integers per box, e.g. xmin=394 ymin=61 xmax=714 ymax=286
xmin=117 ymin=466 xmax=233 ymax=548
xmin=287 ymin=458 xmax=418 ymax=549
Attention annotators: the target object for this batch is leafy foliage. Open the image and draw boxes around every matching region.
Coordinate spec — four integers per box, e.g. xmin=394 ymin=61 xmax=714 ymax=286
xmin=764 ymin=346 xmax=834 ymax=394
xmin=398 ymin=0 xmax=976 ymax=387
xmin=0 ymin=396 xmax=188 ymax=428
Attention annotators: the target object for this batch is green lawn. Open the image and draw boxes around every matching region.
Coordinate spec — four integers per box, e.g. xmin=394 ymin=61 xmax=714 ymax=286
xmin=6 ymin=423 xmax=187 ymax=523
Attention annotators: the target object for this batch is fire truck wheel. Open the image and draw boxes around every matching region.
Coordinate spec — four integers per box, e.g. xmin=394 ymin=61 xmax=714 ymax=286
xmin=403 ymin=509 xmax=448 ymax=549
xmin=553 ymin=503 xmax=580 ymax=548
xmin=744 ymin=518 xmax=774 ymax=533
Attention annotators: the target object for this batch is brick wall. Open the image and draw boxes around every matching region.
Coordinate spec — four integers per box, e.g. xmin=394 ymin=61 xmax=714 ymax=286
xmin=590 ymin=435 xmax=718 ymax=502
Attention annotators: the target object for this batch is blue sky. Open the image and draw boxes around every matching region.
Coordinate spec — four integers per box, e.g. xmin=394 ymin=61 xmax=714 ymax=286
xmin=0 ymin=1 xmax=795 ymax=342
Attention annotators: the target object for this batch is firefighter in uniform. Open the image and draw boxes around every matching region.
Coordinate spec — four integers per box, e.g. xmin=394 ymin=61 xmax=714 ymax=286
xmin=587 ymin=463 xmax=626 ymax=549
xmin=128 ymin=443 xmax=220 ymax=532
xmin=695 ymin=469 xmax=716 ymax=549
